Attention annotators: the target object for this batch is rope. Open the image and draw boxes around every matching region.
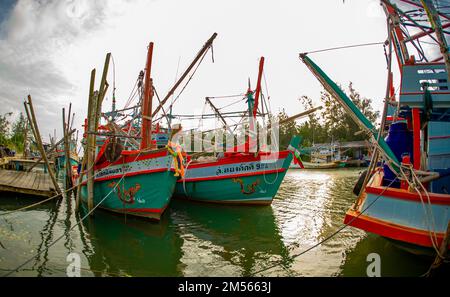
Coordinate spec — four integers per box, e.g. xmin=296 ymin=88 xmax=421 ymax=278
xmin=302 ymin=41 xmax=385 ymax=55
xmin=0 ymin=183 xmax=78 ymax=217
xmin=182 ymin=160 xmax=193 ymax=196
xmin=207 ymin=94 xmax=245 ymax=99
xmin=399 ymin=164 xmax=443 ymax=258
xmin=371 ymin=136 xmax=443 ymax=257
xmin=166 ymin=48 xmax=210 ymax=113
xmin=217 ymin=97 xmax=246 ymax=110
xmin=250 ymin=178 xmax=397 ymax=276
xmin=1 ymin=150 xmax=143 ymax=277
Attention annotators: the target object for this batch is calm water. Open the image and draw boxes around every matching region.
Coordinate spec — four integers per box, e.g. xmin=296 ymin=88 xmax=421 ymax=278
xmin=0 ymin=168 xmax=437 ymax=276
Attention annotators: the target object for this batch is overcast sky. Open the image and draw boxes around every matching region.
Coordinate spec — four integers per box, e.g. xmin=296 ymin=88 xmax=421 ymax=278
xmin=0 ymin=0 xmax=394 ymax=142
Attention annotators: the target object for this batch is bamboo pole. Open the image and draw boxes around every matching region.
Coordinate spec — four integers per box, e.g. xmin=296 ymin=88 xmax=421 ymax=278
xmin=86 ymin=71 xmax=98 ymax=214
xmin=23 ymin=117 xmax=29 ymax=159
xmin=76 ymin=69 xmax=96 ymax=212
xmin=25 ymin=95 xmax=62 ymax=194
xmin=95 ymin=53 xmax=111 ymax=129
xmin=63 ymin=107 xmax=73 ymax=188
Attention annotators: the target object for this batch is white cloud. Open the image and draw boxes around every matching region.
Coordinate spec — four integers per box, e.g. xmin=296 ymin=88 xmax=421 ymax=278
xmin=0 ymin=0 xmax=390 ymax=143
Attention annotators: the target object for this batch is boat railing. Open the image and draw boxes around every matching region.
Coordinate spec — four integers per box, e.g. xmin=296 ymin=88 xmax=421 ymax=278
xmin=400 ymin=63 xmax=450 ymax=108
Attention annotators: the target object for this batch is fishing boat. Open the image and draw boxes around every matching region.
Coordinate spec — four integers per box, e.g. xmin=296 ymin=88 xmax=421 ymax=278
xmin=79 ymin=34 xmax=217 ymax=220
xmin=290 ymin=143 xmax=345 ymax=169
xmin=300 ymin=0 xmax=450 ymax=256
xmin=297 ymin=160 xmax=343 ymax=169
xmin=174 ymin=57 xmax=301 ymax=205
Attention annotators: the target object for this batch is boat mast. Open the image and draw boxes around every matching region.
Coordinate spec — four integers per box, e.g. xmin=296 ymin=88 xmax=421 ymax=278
xmin=246 ymin=57 xmax=264 ymax=152
xmin=253 ymin=57 xmax=264 ymax=118
xmin=381 ymin=0 xmax=410 ymax=68
xmin=140 ymin=42 xmax=154 ymax=150
xmin=420 ymin=0 xmax=450 ymax=82
xmin=299 ymin=53 xmax=401 ymax=172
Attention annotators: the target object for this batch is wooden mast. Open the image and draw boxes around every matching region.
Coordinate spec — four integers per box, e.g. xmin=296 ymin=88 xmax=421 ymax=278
xmin=247 ymin=57 xmax=264 ymax=152
xmin=140 ymin=42 xmax=154 ymax=150
xmin=253 ymin=57 xmax=264 ymax=118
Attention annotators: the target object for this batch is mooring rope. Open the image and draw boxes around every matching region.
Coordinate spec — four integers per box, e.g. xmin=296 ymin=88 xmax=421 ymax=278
xmin=0 ymin=151 xmax=120 ymax=217
xmin=0 ymin=184 xmax=78 ymax=217
xmin=1 ymin=149 xmax=144 ymax=277
xmin=250 ymin=178 xmax=397 ymax=276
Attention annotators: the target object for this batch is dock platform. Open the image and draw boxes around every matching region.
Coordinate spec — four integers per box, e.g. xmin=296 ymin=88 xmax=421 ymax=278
xmin=0 ymin=169 xmax=56 ymax=197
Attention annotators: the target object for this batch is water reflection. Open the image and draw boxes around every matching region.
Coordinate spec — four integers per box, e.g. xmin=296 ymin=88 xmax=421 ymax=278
xmin=0 ymin=169 xmax=441 ymax=276
xmin=81 ymin=209 xmax=183 ymax=276
xmin=170 ymin=199 xmax=290 ymax=276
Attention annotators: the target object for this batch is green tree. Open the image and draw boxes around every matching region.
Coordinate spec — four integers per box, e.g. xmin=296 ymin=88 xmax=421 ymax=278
xmin=320 ymin=82 xmax=379 ymax=142
xmin=276 ymin=108 xmax=300 ymax=149
xmin=0 ymin=112 xmax=12 ymax=145
xmin=10 ymin=112 xmax=27 ymax=152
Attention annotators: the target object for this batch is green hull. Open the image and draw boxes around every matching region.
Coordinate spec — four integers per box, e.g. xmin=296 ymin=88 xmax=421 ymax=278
xmin=81 ymin=170 xmax=177 ymax=220
xmin=175 ymin=170 xmax=287 ymax=205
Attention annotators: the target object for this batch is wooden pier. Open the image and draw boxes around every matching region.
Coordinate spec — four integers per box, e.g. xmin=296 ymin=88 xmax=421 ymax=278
xmin=0 ymin=169 xmax=56 ymax=197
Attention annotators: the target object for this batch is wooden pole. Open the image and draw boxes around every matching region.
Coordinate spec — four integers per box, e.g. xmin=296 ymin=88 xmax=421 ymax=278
xmin=95 ymin=53 xmax=111 ymax=129
xmin=140 ymin=42 xmax=154 ymax=150
xmin=86 ymin=68 xmax=97 ymax=214
xmin=63 ymin=107 xmax=73 ymax=188
xmin=23 ymin=102 xmax=38 ymax=152
xmin=25 ymin=95 xmax=62 ymax=194
xmin=23 ymin=117 xmax=29 ymax=159
xmin=76 ymin=69 xmax=96 ymax=212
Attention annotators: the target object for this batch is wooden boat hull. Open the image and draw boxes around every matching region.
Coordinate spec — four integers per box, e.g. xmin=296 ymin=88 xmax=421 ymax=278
xmin=292 ymin=160 xmax=343 ymax=169
xmin=344 ymin=170 xmax=450 ymax=254
xmin=174 ymin=146 xmax=297 ymax=205
xmin=80 ymin=150 xmax=177 ymax=220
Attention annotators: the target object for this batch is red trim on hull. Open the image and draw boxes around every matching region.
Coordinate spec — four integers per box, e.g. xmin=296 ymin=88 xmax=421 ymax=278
xmin=366 ymin=186 xmax=450 ymax=205
xmin=94 ymin=150 xmax=169 ymax=171
xmin=187 ymin=151 xmax=289 ymax=169
xmin=82 ymin=201 xmax=168 ymax=221
xmin=178 ymin=168 xmax=286 ymax=183
xmin=344 ymin=210 xmax=449 ymax=249
xmin=80 ymin=167 xmax=174 ymax=185
xmin=121 ymin=207 xmax=164 ymax=213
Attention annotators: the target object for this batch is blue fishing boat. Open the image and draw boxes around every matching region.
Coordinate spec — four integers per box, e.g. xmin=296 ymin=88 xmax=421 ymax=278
xmin=300 ymin=0 xmax=450 ymax=256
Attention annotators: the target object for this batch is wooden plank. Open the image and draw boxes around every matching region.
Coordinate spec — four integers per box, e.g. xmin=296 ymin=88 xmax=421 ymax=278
xmin=31 ymin=172 xmax=41 ymax=191
xmin=9 ymin=171 xmax=24 ymax=186
xmin=39 ymin=173 xmax=51 ymax=191
xmin=0 ymin=170 xmax=56 ymax=197
xmin=22 ymin=171 xmax=36 ymax=189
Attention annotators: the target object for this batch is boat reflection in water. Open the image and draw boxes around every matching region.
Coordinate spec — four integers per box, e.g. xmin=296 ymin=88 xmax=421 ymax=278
xmin=80 ymin=208 xmax=183 ymax=276
xmin=170 ymin=199 xmax=290 ymax=276
xmin=80 ymin=200 xmax=289 ymax=276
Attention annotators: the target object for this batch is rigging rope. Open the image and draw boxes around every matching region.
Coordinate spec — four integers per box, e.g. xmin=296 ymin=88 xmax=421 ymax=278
xmin=2 ymin=150 xmax=144 ymax=277
xmin=302 ymin=41 xmax=385 ymax=55
xmin=250 ymin=178 xmax=397 ymax=276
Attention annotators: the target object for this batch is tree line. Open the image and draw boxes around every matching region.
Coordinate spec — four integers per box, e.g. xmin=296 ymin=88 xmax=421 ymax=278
xmin=277 ymin=82 xmax=379 ymax=150
xmin=0 ymin=112 xmax=29 ymax=153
